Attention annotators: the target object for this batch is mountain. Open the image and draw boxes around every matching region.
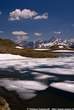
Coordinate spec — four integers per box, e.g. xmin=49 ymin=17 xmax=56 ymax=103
xmin=0 ymin=37 xmax=73 ymax=50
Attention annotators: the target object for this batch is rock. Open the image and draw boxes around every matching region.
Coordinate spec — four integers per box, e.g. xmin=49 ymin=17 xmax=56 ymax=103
xmin=0 ymin=97 xmax=11 ymax=110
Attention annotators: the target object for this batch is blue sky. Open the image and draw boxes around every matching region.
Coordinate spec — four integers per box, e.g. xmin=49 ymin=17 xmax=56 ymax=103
xmin=0 ymin=0 xmax=74 ymax=41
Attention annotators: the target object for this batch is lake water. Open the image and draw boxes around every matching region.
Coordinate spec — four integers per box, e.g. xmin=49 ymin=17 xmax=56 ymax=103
xmin=0 ymin=53 xmax=74 ymax=109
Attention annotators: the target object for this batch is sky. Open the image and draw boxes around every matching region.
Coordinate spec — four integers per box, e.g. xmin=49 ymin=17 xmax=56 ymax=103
xmin=0 ymin=0 xmax=74 ymax=41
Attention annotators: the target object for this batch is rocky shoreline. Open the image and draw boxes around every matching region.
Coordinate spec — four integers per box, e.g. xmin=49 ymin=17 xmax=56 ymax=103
xmin=0 ymin=86 xmax=74 ymax=110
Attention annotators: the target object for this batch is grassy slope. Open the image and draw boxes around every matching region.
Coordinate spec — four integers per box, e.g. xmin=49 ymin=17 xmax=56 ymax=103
xmin=0 ymin=38 xmax=58 ymax=58
xmin=0 ymin=38 xmax=74 ymax=58
xmin=0 ymin=47 xmax=59 ymax=58
xmin=0 ymin=38 xmax=16 ymax=47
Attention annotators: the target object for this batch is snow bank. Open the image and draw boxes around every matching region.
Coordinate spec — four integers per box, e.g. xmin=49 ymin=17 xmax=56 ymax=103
xmin=34 ymin=48 xmax=49 ymax=51
xmin=16 ymin=46 xmax=23 ymax=49
xmin=52 ymin=50 xmax=74 ymax=52
xmin=0 ymin=54 xmax=25 ymax=60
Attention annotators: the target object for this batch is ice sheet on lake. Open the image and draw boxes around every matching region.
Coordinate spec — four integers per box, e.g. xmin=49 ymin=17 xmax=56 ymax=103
xmin=0 ymin=54 xmax=74 ymax=76
xmin=50 ymin=81 xmax=74 ymax=93
xmin=0 ymin=79 xmax=48 ymax=99
xmin=0 ymin=53 xmax=74 ymax=99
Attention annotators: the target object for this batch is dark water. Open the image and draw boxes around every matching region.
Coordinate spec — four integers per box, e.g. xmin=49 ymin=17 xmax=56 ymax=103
xmin=0 ymin=53 xmax=74 ymax=109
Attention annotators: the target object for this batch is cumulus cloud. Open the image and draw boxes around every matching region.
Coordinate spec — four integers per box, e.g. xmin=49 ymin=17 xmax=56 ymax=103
xmin=34 ymin=12 xmax=48 ymax=20
xmin=9 ymin=9 xmax=38 ymax=21
xmin=12 ymin=31 xmax=28 ymax=42
xmin=12 ymin=31 xmax=28 ymax=36
xmin=9 ymin=9 xmax=48 ymax=21
xmin=34 ymin=32 xmax=42 ymax=36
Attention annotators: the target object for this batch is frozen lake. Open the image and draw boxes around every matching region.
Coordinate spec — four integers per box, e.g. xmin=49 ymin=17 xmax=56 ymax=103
xmin=0 ymin=53 xmax=74 ymax=100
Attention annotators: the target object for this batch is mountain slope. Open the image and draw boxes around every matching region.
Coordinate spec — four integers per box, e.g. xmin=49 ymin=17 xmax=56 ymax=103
xmin=0 ymin=38 xmax=16 ymax=47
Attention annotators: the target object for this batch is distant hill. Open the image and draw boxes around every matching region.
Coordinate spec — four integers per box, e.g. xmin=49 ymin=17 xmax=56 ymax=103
xmin=0 ymin=38 xmax=16 ymax=47
xmin=0 ymin=38 xmax=74 ymax=58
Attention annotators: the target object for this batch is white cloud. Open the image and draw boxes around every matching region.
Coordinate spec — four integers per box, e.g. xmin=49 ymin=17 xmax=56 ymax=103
xmin=9 ymin=9 xmax=38 ymax=21
xmin=54 ymin=31 xmax=62 ymax=34
xmin=12 ymin=31 xmax=28 ymax=42
xmin=12 ymin=31 xmax=28 ymax=36
xmin=34 ymin=12 xmax=48 ymax=20
xmin=34 ymin=32 xmax=42 ymax=36
xmin=9 ymin=9 xmax=48 ymax=21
